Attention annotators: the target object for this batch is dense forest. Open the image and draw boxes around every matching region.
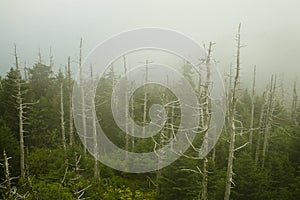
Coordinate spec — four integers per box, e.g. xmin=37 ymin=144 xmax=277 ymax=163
xmin=0 ymin=26 xmax=300 ymax=200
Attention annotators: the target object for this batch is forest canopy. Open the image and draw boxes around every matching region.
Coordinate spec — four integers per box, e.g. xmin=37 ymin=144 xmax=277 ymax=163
xmin=0 ymin=26 xmax=300 ymax=200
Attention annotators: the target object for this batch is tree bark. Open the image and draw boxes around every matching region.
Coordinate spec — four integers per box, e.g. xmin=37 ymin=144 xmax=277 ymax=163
xmin=60 ymin=82 xmax=67 ymax=162
xmin=123 ymin=56 xmax=129 ymax=161
xmin=142 ymin=60 xmax=149 ymax=137
xmin=90 ymin=65 xmax=100 ymax=180
xmin=79 ymin=38 xmax=87 ymax=153
xmin=3 ymin=150 xmax=12 ymax=196
xmin=262 ymin=76 xmax=276 ymax=168
xmin=255 ymin=91 xmax=267 ymax=166
xmin=224 ymin=24 xmax=241 ymax=200
xmin=200 ymin=42 xmax=213 ymax=200
xmin=68 ymin=56 xmax=75 ymax=146
xmin=249 ymin=66 xmax=256 ymax=145
xmin=15 ymin=45 xmax=25 ymax=178
xmin=131 ymin=94 xmax=135 ymax=151
xmin=292 ymin=80 xmax=298 ymax=125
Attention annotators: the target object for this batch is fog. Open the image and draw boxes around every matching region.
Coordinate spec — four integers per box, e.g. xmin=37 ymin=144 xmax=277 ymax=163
xmin=1 ymin=0 xmax=300 ymax=93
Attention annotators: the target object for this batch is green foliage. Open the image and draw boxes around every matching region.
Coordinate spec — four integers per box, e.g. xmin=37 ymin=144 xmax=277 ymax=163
xmin=27 ymin=181 xmax=72 ymax=200
xmin=0 ymin=60 xmax=299 ymax=199
xmin=26 ymin=148 xmax=66 ymax=181
xmin=0 ymin=119 xmax=20 ymax=178
xmin=0 ymin=68 xmax=19 ymax=135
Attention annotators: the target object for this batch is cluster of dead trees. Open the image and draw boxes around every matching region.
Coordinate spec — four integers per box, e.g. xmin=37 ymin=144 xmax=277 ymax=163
xmin=1 ymin=24 xmax=299 ymax=200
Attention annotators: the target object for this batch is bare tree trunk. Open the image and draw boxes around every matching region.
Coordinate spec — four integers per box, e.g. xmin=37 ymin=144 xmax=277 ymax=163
xmin=255 ymin=91 xmax=267 ymax=166
xmin=142 ymin=60 xmax=149 ymax=137
xmin=90 ymin=65 xmax=99 ymax=180
xmin=123 ymin=56 xmax=129 ymax=161
xmin=72 ymin=153 xmax=90 ymax=199
xmin=249 ymin=66 xmax=256 ymax=145
xmin=15 ymin=45 xmax=25 ymax=178
xmin=68 ymin=56 xmax=75 ymax=146
xmin=200 ymin=42 xmax=213 ymax=200
xmin=3 ymin=150 xmax=12 ymax=197
xmin=79 ymin=38 xmax=87 ymax=153
xmin=92 ymin=104 xmax=99 ymax=180
xmin=262 ymin=76 xmax=276 ymax=168
xmin=156 ymin=92 xmax=167 ymax=197
xmin=2 ymin=150 xmax=28 ymax=199
xmin=17 ymin=80 xmax=25 ymax=178
xmin=292 ymin=79 xmax=298 ymax=126
xmin=224 ymin=24 xmax=242 ymax=200
xmin=131 ymin=94 xmax=135 ymax=151
xmin=60 ymin=82 xmax=67 ymax=162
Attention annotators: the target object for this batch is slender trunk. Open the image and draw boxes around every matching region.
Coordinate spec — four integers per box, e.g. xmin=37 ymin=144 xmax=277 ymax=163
xmin=224 ymin=24 xmax=241 ymax=200
xmin=156 ymin=92 xmax=167 ymax=197
xmin=249 ymin=66 xmax=256 ymax=145
xmin=68 ymin=57 xmax=74 ymax=146
xmin=131 ymin=94 xmax=135 ymax=151
xmin=15 ymin=45 xmax=25 ymax=178
xmin=170 ymin=101 xmax=175 ymax=151
xmin=255 ymin=91 xmax=267 ymax=166
xmin=142 ymin=60 xmax=149 ymax=137
xmin=79 ymin=38 xmax=87 ymax=153
xmin=92 ymin=116 xmax=99 ymax=181
xmin=18 ymin=81 xmax=25 ymax=178
xmin=262 ymin=76 xmax=276 ymax=168
xmin=123 ymin=56 xmax=129 ymax=161
xmin=3 ymin=150 xmax=12 ymax=194
xmin=60 ymin=83 xmax=67 ymax=161
xmin=90 ymin=65 xmax=99 ymax=180
xmin=292 ymin=80 xmax=298 ymax=125
xmin=201 ymin=42 xmax=213 ymax=200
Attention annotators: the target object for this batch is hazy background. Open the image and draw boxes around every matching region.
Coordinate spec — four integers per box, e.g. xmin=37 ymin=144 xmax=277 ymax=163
xmin=1 ymin=0 xmax=300 ymax=93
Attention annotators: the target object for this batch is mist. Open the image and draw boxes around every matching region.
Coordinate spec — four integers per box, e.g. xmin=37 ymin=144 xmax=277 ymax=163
xmin=1 ymin=0 xmax=300 ymax=92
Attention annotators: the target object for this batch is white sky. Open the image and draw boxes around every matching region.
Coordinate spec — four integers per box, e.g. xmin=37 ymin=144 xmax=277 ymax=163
xmin=1 ymin=0 xmax=300 ymax=92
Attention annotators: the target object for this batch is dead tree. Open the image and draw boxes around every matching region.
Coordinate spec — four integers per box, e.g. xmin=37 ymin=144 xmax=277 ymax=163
xmin=130 ymin=94 xmax=135 ymax=150
xmin=155 ymin=92 xmax=167 ymax=197
xmin=60 ymin=79 xmax=67 ymax=161
xmin=153 ymin=87 xmax=176 ymax=197
xmin=177 ymin=42 xmax=214 ymax=200
xmin=71 ymin=153 xmax=91 ymax=200
xmin=291 ymin=79 xmax=298 ymax=126
xmin=1 ymin=150 xmax=13 ymax=199
xmin=79 ymin=38 xmax=87 ymax=153
xmin=254 ymin=90 xmax=268 ymax=166
xmin=249 ymin=66 xmax=256 ymax=145
xmin=90 ymin=65 xmax=100 ymax=180
xmin=261 ymin=75 xmax=276 ymax=168
xmin=14 ymin=45 xmax=26 ymax=178
xmin=68 ymin=56 xmax=75 ymax=146
xmin=123 ymin=56 xmax=129 ymax=161
xmin=224 ymin=24 xmax=243 ymax=200
xmin=0 ymin=150 xmax=28 ymax=199
xmin=142 ymin=60 xmax=149 ymax=137
xmin=199 ymin=42 xmax=214 ymax=200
